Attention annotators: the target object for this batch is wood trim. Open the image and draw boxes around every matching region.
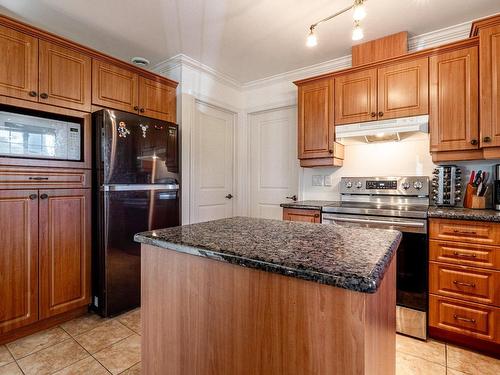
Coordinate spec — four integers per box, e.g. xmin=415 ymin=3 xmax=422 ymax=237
xmin=294 ymin=38 xmax=479 ymax=86
xmin=0 ymin=14 xmax=178 ymax=88
xmin=470 ymin=14 xmax=500 ymax=37
xmin=0 ymin=307 xmax=87 ymax=345
xmin=352 ymin=32 xmax=408 ymax=66
xmin=0 ymin=166 xmax=90 ymax=189
xmin=430 ymin=326 xmax=500 ymax=358
xmin=300 ymin=157 xmax=343 ymax=168
xmin=431 ymin=149 xmax=485 ymax=162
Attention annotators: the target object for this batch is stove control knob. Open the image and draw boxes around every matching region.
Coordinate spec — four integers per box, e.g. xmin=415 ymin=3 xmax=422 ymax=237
xmin=356 ymin=181 xmax=363 ymax=189
xmin=413 ymin=181 xmax=424 ymax=190
xmin=345 ymin=181 xmax=353 ymax=189
xmin=401 ymin=182 xmax=410 ymax=190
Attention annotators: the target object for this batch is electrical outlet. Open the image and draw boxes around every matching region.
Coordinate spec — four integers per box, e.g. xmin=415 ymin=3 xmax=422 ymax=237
xmin=324 ymin=175 xmax=333 ymax=186
xmin=312 ymin=175 xmax=324 ymax=186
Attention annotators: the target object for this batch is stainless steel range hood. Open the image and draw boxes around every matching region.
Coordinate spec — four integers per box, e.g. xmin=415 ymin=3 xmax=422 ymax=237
xmin=335 ymin=115 xmax=429 ymax=142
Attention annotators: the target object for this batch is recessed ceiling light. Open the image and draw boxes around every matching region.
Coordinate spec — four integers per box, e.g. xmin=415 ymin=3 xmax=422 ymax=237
xmin=131 ymin=57 xmax=150 ymax=67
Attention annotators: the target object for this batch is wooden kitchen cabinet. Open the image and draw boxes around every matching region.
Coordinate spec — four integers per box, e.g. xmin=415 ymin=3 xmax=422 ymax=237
xmin=377 ymin=57 xmax=428 ymax=120
xmin=429 ymin=47 xmax=479 ymax=152
xmin=38 ymin=189 xmax=91 ymax=319
xmin=39 ymin=41 xmax=91 ymax=111
xmin=282 ymin=208 xmax=321 ymax=223
xmin=0 ymin=24 xmax=38 ymax=102
xmin=0 ymin=190 xmax=39 ymax=334
xmin=139 ymin=76 xmax=176 ymax=122
xmin=334 ymin=68 xmax=377 ymax=125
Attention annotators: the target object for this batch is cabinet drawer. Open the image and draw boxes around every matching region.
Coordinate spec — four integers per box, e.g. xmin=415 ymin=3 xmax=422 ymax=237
xmin=429 ymin=218 xmax=500 ymax=245
xmin=282 ymin=208 xmax=321 ymax=223
xmin=430 ymin=240 xmax=500 ymax=269
xmin=429 ymin=294 xmax=498 ymax=342
xmin=430 ymin=262 xmax=499 ymax=305
xmin=0 ymin=167 xmax=90 ymax=189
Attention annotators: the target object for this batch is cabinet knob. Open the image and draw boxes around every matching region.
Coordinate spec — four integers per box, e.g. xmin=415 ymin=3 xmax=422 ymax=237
xmin=378 ymin=111 xmax=384 ymax=117
xmin=40 ymin=93 xmax=48 ymax=99
xmin=133 ymin=106 xmax=139 ymax=111
xmin=29 ymin=194 xmax=38 ymax=200
xmin=28 ymin=91 xmax=37 ymax=97
xmin=371 ymin=112 xmax=376 ymax=117
xmin=139 ymin=108 xmax=145 ymax=113
xmin=40 ymin=194 xmax=48 ymax=200
xmin=328 ymin=149 xmax=334 ymax=154
xmin=470 ymin=139 xmax=478 ymax=145
xmin=314 ymin=213 xmax=320 ymax=218
xmin=484 ymin=136 xmax=492 ymax=143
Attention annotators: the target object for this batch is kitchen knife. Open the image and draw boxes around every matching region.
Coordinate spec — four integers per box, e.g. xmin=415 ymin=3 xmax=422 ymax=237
xmin=469 ymin=170 xmax=475 ymax=185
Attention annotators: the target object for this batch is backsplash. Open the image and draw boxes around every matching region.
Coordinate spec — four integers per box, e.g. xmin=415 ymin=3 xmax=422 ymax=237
xmin=301 ymin=133 xmax=497 ymax=206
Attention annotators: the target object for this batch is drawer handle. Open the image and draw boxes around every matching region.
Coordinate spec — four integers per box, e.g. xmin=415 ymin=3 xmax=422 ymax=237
xmin=29 ymin=177 xmax=49 ymax=181
xmin=452 ymin=229 xmax=477 ymax=235
xmin=453 ymin=314 xmax=476 ymax=324
xmin=453 ymin=280 xmax=476 ymax=288
xmin=453 ymin=251 xmax=477 ymax=258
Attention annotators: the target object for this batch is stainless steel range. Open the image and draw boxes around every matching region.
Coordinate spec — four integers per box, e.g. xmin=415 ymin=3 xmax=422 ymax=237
xmin=322 ymin=176 xmax=429 ymax=340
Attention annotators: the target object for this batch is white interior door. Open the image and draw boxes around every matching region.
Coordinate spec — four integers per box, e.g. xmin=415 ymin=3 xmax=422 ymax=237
xmin=249 ymin=107 xmax=298 ymax=219
xmin=191 ymin=101 xmax=235 ymax=223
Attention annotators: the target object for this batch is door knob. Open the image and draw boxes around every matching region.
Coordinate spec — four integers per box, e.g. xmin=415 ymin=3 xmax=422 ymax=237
xmin=29 ymin=194 xmax=38 ymax=200
xmin=225 ymin=194 xmax=233 ymax=199
xmin=40 ymin=194 xmax=48 ymax=200
xmin=286 ymin=195 xmax=298 ymax=201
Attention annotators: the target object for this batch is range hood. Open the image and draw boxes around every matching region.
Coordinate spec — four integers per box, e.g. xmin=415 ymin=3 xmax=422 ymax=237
xmin=335 ymin=115 xmax=429 ymax=142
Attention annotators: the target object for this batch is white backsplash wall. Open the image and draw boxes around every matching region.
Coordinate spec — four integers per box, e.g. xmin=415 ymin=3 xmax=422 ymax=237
xmin=301 ymin=133 xmax=497 ymax=203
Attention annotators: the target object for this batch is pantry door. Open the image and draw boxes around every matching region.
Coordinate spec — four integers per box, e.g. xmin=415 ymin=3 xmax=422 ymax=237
xmin=249 ymin=107 xmax=299 ymax=219
xmin=191 ymin=102 xmax=235 ymax=223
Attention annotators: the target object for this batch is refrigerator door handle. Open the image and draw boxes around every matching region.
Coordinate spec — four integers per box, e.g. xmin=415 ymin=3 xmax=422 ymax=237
xmin=101 ymin=184 xmax=179 ymax=192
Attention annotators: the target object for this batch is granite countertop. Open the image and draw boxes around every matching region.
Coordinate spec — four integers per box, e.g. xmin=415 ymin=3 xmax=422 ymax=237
xmin=135 ymin=217 xmax=401 ymax=293
xmin=280 ymin=200 xmax=339 ymax=210
xmin=428 ymin=206 xmax=500 ymax=222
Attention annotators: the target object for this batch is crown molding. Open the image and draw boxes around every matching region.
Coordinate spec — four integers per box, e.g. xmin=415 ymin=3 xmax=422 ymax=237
xmin=408 ymin=20 xmax=471 ymax=51
xmin=152 ymin=53 xmax=242 ymax=90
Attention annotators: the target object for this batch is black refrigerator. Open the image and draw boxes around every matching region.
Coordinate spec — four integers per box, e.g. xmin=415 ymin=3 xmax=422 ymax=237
xmin=92 ymin=109 xmax=180 ymax=317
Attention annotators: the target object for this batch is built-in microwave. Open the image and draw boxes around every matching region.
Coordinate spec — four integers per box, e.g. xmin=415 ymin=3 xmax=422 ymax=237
xmin=0 ymin=109 xmax=82 ymax=161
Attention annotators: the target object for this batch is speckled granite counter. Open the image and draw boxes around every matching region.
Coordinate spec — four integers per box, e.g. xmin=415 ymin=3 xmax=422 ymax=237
xmin=135 ymin=216 xmax=401 ymax=293
xmin=280 ymin=200 xmax=339 ymax=210
xmin=428 ymin=206 xmax=500 ymax=222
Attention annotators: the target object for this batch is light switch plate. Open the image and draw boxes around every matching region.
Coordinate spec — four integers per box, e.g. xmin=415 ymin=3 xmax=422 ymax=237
xmin=324 ymin=175 xmax=332 ymax=186
xmin=312 ymin=175 xmax=324 ymax=186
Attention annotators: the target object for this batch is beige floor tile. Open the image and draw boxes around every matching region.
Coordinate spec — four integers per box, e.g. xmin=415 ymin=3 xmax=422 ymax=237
xmin=52 ymin=356 xmax=110 ymax=375
xmin=121 ymin=362 xmax=141 ymax=374
xmin=447 ymin=369 xmax=469 ymax=375
xmin=17 ymin=339 xmax=88 ymax=375
xmin=118 ymin=309 xmax=141 ymax=334
xmin=0 ymin=362 xmax=23 ymax=375
xmin=74 ymin=320 xmax=133 ymax=354
xmin=396 ymin=351 xmax=446 ymax=375
xmin=94 ymin=334 xmax=141 ymax=375
xmin=0 ymin=346 xmax=13 ymax=367
xmin=396 ymin=334 xmax=446 ymax=366
xmin=60 ymin=312 xmax=107 ymax=336
xmin=6 ymin=326 xmax=70 ymax=359
xmin=447 ymin=345 xmax=500 ymax=375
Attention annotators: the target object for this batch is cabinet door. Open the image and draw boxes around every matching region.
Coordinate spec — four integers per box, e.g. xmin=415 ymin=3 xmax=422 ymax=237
xmin=429 ymin=47 xmax=479 ymax=152
xmin=92 ymin=60 xmax=138 ymax=113
xmin=479 ymin=25 xmax=500 ymax=148
xmin=0 ymin=190 xmax=38 ymax=334
xmin=377 ymin=57 xmax=429 ymax=120
xmin=282 ymin=208 xmax=321 ymax=223
xmin=298 ymin=78 xmax=334 ymax=159
xmin=138 ymin=76 xmax=176 ymax=122
xmin=0 ymin=24 xmax=38 ymax=102
xmin=334 ymin=68 xmax=377 ymax=125
xmin=39 ymin=189 xmax=91 ymax=318
xmin=39 ymin=41 xmax=91 ymax=111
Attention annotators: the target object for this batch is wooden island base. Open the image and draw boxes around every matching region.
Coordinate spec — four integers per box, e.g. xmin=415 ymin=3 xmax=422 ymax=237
xmin=141 ymin=244 xmax=396 ymax=375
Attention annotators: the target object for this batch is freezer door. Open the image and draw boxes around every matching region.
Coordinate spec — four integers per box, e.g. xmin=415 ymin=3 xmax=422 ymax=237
xmin=100 ymin=110 xmax=179 ymax=184
xmin=101 ymin=188 xmax=179 ymax=316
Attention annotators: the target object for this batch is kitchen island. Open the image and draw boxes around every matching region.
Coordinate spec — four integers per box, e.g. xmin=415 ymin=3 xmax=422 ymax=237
xmin=134 ymin=217 xmax=401 ymax=375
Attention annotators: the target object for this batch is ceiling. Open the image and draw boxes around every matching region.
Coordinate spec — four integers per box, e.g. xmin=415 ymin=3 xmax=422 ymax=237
xmin=0 ymin=0 xmax=498 ymax=83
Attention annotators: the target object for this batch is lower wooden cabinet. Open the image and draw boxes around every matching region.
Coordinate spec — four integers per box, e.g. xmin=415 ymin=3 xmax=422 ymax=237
xmin=0 ymin=188 xmax=91 ymax=335
xmin=282 ymin=208 xmax=321 ymax=223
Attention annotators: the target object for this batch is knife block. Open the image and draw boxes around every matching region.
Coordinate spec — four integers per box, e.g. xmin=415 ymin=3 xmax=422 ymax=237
xmin=464 ymin=184 xmax=486 ymax=209
xmin=470 ymin=196 xmax=486 ymax=209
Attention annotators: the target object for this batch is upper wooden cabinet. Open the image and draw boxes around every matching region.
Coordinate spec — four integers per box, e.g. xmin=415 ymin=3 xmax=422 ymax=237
xmin=139 ymin=76 xmax=176 ymax=122
xmin=377 ymin=57 xmax=429 ymax=120
xmin=0 ymin=24 xmax=38 ymax=102
xmin=429 ymin=46 xmax=479 ymax=153
xmin=39 ymin=41 xmax=91 ymax=111
xmin=92 ymin=60 xmax=139 ymax=113
xmin=334 ymin=69 xmax=377 ymax=125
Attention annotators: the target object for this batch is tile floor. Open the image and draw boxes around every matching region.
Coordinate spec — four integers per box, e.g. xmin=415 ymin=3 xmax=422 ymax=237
xmin=0 ymin=308 xmax=498 ymax=374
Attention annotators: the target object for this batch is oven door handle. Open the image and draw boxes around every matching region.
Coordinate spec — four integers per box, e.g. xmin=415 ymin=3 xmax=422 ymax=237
xmin=325 ymin=216 xmax=425 ymax=228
